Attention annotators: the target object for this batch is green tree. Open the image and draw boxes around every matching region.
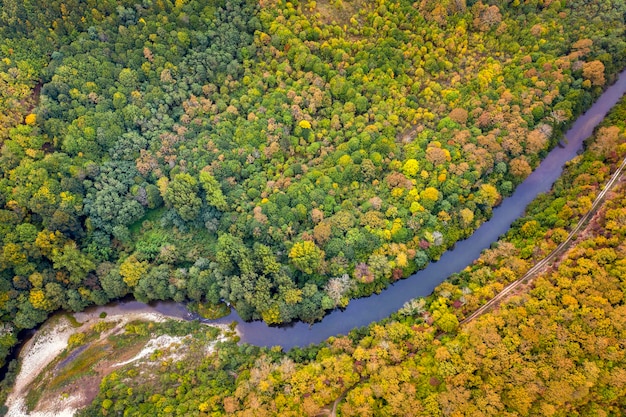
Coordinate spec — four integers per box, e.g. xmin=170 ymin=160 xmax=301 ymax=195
xmin=164 ymin=173 xmax=202 ymax=221
xmin=199 ymin=170 xmax=228 ymax=211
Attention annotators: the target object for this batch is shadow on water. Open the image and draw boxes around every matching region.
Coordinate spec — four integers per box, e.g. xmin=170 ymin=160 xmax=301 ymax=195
xmin=0 ymin=328 xmax=36 ymax=382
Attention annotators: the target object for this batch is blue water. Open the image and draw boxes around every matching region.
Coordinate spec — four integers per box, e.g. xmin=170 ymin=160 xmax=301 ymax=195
xmin=82 ymin=70 xmax=626 ymax=350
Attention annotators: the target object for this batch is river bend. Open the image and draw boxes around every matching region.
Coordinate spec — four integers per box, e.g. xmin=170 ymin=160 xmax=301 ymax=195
xmin=84 ymin=70 xmax=626 ymax=350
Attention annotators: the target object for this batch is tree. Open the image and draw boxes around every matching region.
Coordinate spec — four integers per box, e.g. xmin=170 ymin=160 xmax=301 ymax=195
xmin=99 ymin=266 xmax=129 ymax=299
xmin=420 ymin=187 xmax=440 ymax=210
xmin=459 ymin=208 xmax=474 ymax=228
xmin=199 ymin=170 xmax=228 ymax=211
xmin=119 ymin=255 xmax=149 ymax=288
xmin=289 ymin=241 xmax=325 ymax=275
xmin=402 ymin=159 xmax=420 ymax=177
xmin=449 ymin=108 xmax=468 ymax=124
xmin=51 ymin=242 xmax=96 ymax=284
xmin=164 ymin=173 xmax=202 ymax=221
xmin=84 ymin=161 xmax=144 ymax=233
xmin=525 ymin=129 xmax=548 ymax=155
xmin=510 ymin=157 xmax=532 ymax=180
xmin=474 ymin=183 xmax=500 ymax=208
xmin=473 ymin=3 xmax=502 ymax=31
xmin=582 ymin=60 xmax=605 ymax=87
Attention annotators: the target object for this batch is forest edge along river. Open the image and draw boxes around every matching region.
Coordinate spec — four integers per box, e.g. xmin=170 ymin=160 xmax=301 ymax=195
xmin=75 ymin=69 xmax=626 ymax=350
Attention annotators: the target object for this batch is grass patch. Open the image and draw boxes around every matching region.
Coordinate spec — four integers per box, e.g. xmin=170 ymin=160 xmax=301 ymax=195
xmin=303 ymin=0 xmax=364 ymax=26
xmin=43 ymin=313 xmax=80 ymax=329
xmin=191 ymin=301 xmax=231 ymax=320
xmin=21 ymin=318 xmax=227 ymax=413
xmin=131 ymin=213 xmax=217 ymax=263
xmin=47 ymin=344 xmax=109 ymax=389
xmin=128 ymin=206 xmax=166 ymax=235
xmin=63 ymin=313 xmax=82 ymax=328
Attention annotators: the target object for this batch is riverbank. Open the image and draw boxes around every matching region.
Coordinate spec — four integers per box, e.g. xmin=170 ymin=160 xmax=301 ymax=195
xmin=5 ymin=309 xmax=233 ymax=417
xmin=77 ymin=90 xmax=626 ymax=415
xmin=199 ymin=68 xmax=626 ymax=348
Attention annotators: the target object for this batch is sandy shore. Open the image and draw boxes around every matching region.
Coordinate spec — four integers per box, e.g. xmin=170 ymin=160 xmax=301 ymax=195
xmin=5 ymin=308 xmax=231 ymax=417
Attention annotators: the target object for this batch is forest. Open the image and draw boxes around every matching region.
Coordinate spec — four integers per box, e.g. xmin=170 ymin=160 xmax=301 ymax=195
xmin=0 ymin=0 xmax=625 ymax=387
xmin=78 ymin=92 xmax=626 ymax=417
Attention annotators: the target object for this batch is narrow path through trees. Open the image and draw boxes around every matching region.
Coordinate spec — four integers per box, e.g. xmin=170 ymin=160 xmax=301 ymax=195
xmin=326 ymin=155 xmax=626 ymax=416
xmin=460 ymin=155 xmax=626 ymax=324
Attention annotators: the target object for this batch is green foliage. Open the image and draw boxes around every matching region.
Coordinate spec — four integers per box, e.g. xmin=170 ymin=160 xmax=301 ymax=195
xmin=0 ymin=0 xmax=625 ymax=374
xmin=164 ymin=173 xmax=202 ymax=222
xmin=199 ymin=170 xmax=228 ymax=211
xmin=81 ymin=80 xmax=626 ymax=417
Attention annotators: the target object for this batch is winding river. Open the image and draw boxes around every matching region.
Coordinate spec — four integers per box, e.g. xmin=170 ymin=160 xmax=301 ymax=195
xmin=83 ymin=70 xmax=626 ymax=350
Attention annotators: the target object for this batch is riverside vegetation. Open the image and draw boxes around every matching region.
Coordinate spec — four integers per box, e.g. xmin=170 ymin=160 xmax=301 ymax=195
xmin=0 ymin=0 xmax=625 ymax=409
xmin=78 ymin=88 xmax=626 ymax=417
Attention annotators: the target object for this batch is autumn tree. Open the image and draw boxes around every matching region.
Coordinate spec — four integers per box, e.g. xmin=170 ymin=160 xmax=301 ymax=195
xmin=289 ymin=241 xmax=325 ymax=275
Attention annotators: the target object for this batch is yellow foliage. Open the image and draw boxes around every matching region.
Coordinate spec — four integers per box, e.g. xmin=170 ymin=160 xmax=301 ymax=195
xmin=25 ymin=113 xmax=36 ymax=126
xmin=337 ymin=154 xmax=352 ymax=166
xmin=289 ymin=241 xmax=324 ymax=274
xmin=24 ymin=148 xmax=40 ymax=158
xmin=35 ymin=229 xmax=65 ymax=256
xmin=79 ymin=287 xmax=91 ymax=299
xmin=0 ymin=292 xmax=9 ymax=309
xmin=298 ymin=120 xmax=312 ymax=130
xmin=396 ymin=252 xmax=408 ymax=268
xmin=262 ymin=304 xmax=281 ymax=325
xmin=438 ymin=211 xmax=451 ymax=222
xmin=157 ymin=177 xmax=169 ymax=197
xmin=391 ymin=187 xmax=405 ymax=198
xmin=421 ymin=187 xmax=440 ymax=202
xmin=29 ymin=289 xmax=50 ymax=310
xmin=34 ymin=186 xmax=56 ymax=205
xmin=402 ymin=159 xmax=420 ymax=177
xmin=284 ymin=288 xmax=303 ymax=305
xmin=459 ymin=208 xmax=474 ymax=227
xmin=390 ymin=218 xmax=403 ymax=236
xmin=29 ymin=272 xmax=44 ymax=288
xmin=120 ymin=255 xmax=149 ymax=287
xmin=410 ymin=201 xmax=424 ymax=213
xmin=476 ymin=183 xmax=500 ymax=207
xmin=68 ymin=332 xmax=87 ymax=350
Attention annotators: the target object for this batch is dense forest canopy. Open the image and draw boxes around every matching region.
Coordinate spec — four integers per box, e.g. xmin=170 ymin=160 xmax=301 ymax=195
xmin=0 ymin=0 xmax=625 ymax=369
xmin=80 ymin=94 xmax=626 ymax=416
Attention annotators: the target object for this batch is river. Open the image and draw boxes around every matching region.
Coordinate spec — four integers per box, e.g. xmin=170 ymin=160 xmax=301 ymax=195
xmin=82 ymin=70 xmax=626 ymax=350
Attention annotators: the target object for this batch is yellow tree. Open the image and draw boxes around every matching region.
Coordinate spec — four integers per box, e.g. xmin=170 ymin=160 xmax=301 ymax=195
xmin=120 ymin=255 xmax=149 ymax=287
xmin=289 ymin=241 xmax=325 ymax=275
xmin=582 ymin=60 xmax=605 ymax=86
